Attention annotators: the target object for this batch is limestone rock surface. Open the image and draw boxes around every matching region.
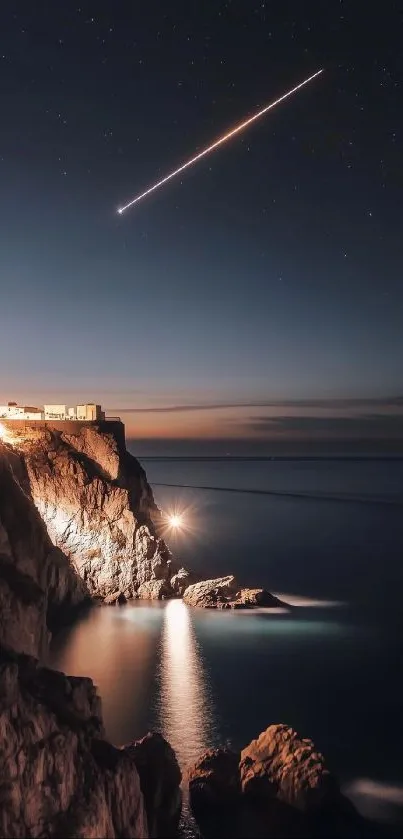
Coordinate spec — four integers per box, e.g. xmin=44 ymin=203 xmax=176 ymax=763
xmin=1 ymin=424 xmax=290 ymax=611
xmin=240 ymin=724 xmax=338 ymax=811
xmin=0 ymin=646 xmax=148 ymax=839
xmin=183 ymin=575 xmax=286 ymax=610
xmin=0 ymin=450 xmax=88 ymax=656
xmin=189 ymin=726 xmax=368 ymax=839
xmin=2 ymin=426 xmax=181 ymax=602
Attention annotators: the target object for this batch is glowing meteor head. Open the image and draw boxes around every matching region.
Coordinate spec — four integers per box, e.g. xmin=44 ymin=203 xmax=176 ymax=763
xmin=117 ymin=207 xmax=123 ymax=215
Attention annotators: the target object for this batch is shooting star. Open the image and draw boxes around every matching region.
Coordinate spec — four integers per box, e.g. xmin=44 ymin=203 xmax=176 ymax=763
xmin=117 ymin=69 xmax=324 ymax=215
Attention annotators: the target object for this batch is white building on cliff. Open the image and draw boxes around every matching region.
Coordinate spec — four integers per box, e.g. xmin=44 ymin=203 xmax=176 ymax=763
xmin=0 ymin=402 xmax=105 ymax=422
xmin=0 ymin=403 xmax=44 ymax=420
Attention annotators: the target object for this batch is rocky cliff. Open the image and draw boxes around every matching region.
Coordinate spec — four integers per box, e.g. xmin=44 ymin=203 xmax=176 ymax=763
xmin=0 ymin=452 xmax=88 ymax=657
xmin=0 ymin=424 xmax=192 ymax=604
xmin=0 ymin=423 xmax=284 ymax=610
xmin=188 ymin=725 xmax=381 ymax=838
xmin=0 ymin=445 xmax=182 ymax=838
xmin=0 ymin=646 xmax=182 ymax=839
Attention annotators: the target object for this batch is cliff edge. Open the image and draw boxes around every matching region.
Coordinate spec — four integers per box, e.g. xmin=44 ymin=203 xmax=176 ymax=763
xmin=0 ymin=423 xmax=191 ymax=604
xmin=0 ymin=422 xmax=285 ymax=610
xmin=0 ymin=442 xmax=182 ymax=838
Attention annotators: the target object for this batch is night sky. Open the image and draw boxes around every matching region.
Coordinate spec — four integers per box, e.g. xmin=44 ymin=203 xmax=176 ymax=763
xmin=1 ymin=1 xmax=402 ymax=451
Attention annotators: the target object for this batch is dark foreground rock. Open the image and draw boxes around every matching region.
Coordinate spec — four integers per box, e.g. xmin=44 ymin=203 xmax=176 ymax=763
xmin=239 ymin=724 xmax=338 ymax=810
xmin=0 ymin=646 xmax=146 ymax=838
xmin=0 ymin=647 xmax=182 ymax=838
xmin=183 ymin=575 xmax=287 ymax=610
xmin=189 ymin=725 xmax=376 ymax=838
xmin=126 ymin=733 xmax=182 ymax=837
xmin=188 ymin=748 xmax=241 ymax=816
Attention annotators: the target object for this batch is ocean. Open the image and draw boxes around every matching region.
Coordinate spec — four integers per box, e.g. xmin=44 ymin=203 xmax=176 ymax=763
xmin=49 ymin=455 xmax=403 ymax=831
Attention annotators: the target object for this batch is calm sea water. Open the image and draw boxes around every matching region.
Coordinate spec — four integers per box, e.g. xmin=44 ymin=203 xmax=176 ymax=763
xmin=49 ymin=457 xmax=403 ymax=830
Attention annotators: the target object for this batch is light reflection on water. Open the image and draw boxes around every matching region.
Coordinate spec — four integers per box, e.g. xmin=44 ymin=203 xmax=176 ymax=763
xmin=49 ymin=601 xmax=402 ymax=835
xmin=158 ymin=600 xmax=217 ymax=771
xmin=50 ymin=601 xmax=218 ymax=839
xmin=157 ymin=601 xmax=218 ymax=837
xmin=49 ymin=601 xmax=219 ymax=772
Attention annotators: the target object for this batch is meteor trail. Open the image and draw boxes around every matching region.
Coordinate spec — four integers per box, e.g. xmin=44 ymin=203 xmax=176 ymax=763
xmin=117 ymin=69 xmax=323 ymax=214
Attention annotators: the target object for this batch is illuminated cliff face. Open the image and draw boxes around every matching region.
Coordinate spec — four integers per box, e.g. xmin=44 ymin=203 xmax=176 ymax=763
xmin=0 ymin=421 xmax=43 ymax=447
xmin=1 ymin=423 xmax=185 ymax=604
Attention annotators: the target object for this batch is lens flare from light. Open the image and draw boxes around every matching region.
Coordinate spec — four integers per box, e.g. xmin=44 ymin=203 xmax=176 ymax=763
xmin=158 ymin=502 xmax=197 ymax=541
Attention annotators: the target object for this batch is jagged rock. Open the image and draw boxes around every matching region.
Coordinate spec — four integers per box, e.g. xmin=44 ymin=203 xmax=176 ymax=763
xmin=189 ymin=728 xmax=368 ymax=839
xmin=240 ymin=724 xmax=339 ymax=812
xmin=103 ymin=591 xmax=128 ymax=605
xmin=126 ymin=732 xmax=182 ymax=837
xmin=170 ymin=566 xmax=201 ymax=596
xmin=1 ymin=426 xmax=289 ymax=610
xmin=233 ymin=588 xmax=286 ymax=608
xmin=188 ymin=744 xmax=308 ymax=838
xmin=1 ymin=426 xmax=182 ymax=602
xmin=188 ymin=748 xmax=241 ymax=815
xmin=137 ymin=579 xmax=173 ymax=600
xmin=183 ymin=575 xmax=239 ymax=607
xmin=0 ymin=646 xmax=149 ymax=838
xmin=183 ymin=576 xmax=287 ymax=610
xmin=0 ymin=453 xmax=88 ymax=656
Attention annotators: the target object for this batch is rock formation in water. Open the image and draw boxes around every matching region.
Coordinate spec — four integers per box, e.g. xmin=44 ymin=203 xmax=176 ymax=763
xmin=188 ymin=725 xmax=371 ymax=838
xmin=0 ymin=424 xmax=286 ymax=610
xmin=183 ymin=575 xmax=287 ymax=609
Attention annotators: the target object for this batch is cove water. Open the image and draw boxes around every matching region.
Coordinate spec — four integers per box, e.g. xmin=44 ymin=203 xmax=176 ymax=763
xmin=49 ymin=455 xmax=403 ymax=831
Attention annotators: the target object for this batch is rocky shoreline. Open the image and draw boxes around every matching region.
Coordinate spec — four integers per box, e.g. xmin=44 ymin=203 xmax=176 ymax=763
xmin=0 ymin=423 xmax=284 ymax=611
xmin=0 ymin=423 xmax=393 ymax=837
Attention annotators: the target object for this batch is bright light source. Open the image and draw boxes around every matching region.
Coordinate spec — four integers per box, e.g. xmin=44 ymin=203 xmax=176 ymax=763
xmin=0 ymin=422 xmax=13 ymax=445
xmin=160 ymin=504 xmax=197 ymax=539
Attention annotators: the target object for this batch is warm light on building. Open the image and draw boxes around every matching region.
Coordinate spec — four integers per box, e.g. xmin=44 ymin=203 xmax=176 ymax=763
xmin=0 ymin=401 xmax=105 ymax=423
xmin=0 ymin=402 xmax=44 ymax=420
